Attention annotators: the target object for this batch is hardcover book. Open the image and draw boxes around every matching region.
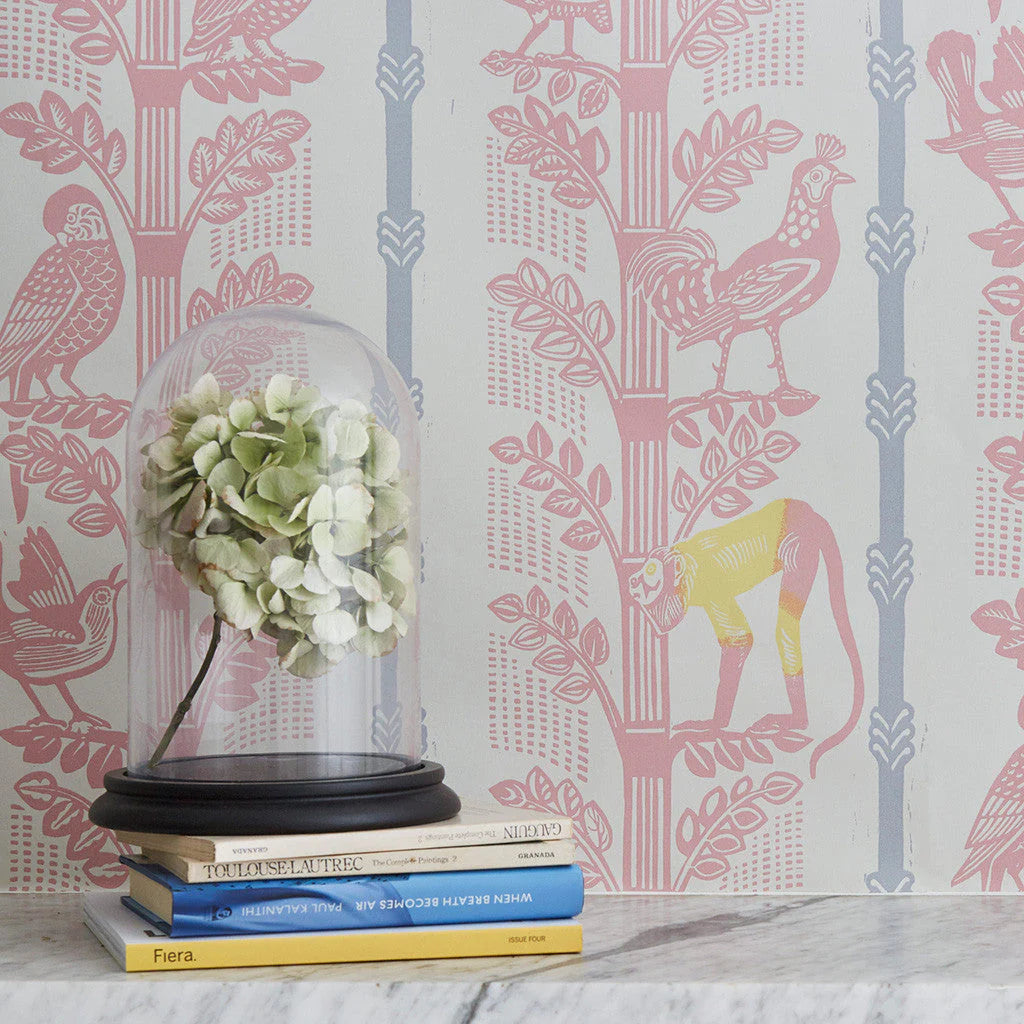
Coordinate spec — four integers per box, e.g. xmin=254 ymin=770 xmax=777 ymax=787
xmin=116 ymin=804 xmax=572 ymax=863
xmin=123 ymin=857 xmax=585 ymax=937
xmin=142 ymin=838 xmax=577 ymax=883
xmin=84 ymin=893 xmax=583 ymax=972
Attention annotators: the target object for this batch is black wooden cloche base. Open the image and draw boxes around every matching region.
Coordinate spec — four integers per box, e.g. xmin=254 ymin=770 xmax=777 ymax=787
xmin=88 ymin=755 xmax=461 ymax=835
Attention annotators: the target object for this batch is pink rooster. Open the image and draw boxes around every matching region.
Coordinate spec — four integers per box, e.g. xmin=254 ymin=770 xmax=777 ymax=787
xmin=630 ymin=135 xmax=853 ymax=400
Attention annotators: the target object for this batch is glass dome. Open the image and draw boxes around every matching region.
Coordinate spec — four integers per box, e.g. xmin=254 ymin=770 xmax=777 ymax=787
xmin=90 ymin=307 xmax=458 ymax=834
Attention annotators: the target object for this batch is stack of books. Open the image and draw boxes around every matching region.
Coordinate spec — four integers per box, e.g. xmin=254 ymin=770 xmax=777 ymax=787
xmin=85 ymin=805 xmax=584 ymax=972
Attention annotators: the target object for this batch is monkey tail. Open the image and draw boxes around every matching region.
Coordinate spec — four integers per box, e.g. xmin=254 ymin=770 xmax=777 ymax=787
xmin=808 ymin=523 xmax=864 ymax=779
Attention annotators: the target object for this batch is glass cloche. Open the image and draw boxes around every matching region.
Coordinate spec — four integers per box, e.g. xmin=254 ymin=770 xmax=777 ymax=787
xmin=90 ymin=308 xmax=459 ymax=834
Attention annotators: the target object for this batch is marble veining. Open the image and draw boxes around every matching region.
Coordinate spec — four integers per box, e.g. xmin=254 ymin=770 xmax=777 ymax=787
xmin=4 ymin=894 xmax=1024 ymax=1022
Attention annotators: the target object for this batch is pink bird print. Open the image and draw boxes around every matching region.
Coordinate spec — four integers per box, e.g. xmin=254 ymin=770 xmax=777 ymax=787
xmin=631 ymin=135 xmax=854 ymax=400
xmin=184 ymin=0 xmax=314 ymax=64
xmin=927 ymin=29 xmax=1024 ymax=224
xmin=953 ymin=726 xmax=1024 ymax=891
xmin=0 ymin=185 xmax=124 ymax=402
xmin=0 ymin=528 xmax=124 ymax=730
xmin=502 ymin=0 xmax=613 ymax=58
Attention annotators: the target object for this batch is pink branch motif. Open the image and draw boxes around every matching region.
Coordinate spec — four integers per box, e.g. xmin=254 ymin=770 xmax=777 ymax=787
xmin=490 ymin=586 xmax=624 ymax=736
xmin=36 ymin=0 xmax=135 ymax=74
xmin=974 ymin=591 xmax=1024 ymax=667
xmin=667 ymin=0 xmax=775 ymax=72
xmin=0 ymin=92 xmax=133 ymax=231
xmin=672 ymin=771 xmax=801 ymax=890
xmin=668 ymin=105 xmax=802 ymax=230
xmin=669 ymin=401 xmax=799 ymax=540
xmin=187 ymin=253 xmax=314 ymax=329
xmin=182 ymin=109 xmax=311 ymax=238
xmin=0 ymin=395 xmax=130 ymax=441
xmin=490 ymin=766 xmax=617 ymax=890
xmin=982 ymin=275 xmax=1024 ymax=344
xmin=490 ymin=422 xmax=619 ymax=562
xmin=0 ymin=428 xmax=127 ymax=543
xmin=487 ymin=258 xmax=619 ymax=402
xmin=489 ymin=98 xmax=620 ymax=235
xmin=0 ymin=721 xmax=125 ymax=789
xmin=14 ymin=771 xmax=130 ymax=888
xmin=672 ymin=725 xmax=812 ymax=778
xmin=984 ymin=432 xmax=1024 ymax=502
xmin=481 ymin=50 xmax=619 ymax=119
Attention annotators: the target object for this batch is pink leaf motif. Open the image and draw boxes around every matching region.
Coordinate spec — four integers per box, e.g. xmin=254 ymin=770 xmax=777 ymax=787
xmin=671 ymin=468 xmax=700 ymax=513
xmin=490 ymin=437 xmax=525 ymax=465
xmin=70 ymin=34 xmax=117 ymax=65
xmin=532 ymin=328 xmax=579 ymax=360
xmin=728 ymin=416 xmax=758 ymax=458
xmin=748 ymin=398 xmax=776 ymax=429
xmin=513 ymin=301 xmax=557 ymax=331
xmin=490 ymin=778 xmax=531 ymax=808
xmin=68 ymin=503 xmax=117 ymax=538
xmin=736 ymin=461 xmax=777 ymax=490
xmin=991 ymin=0 xmax=1003 ymax=20
xmin=587 ymin=465 xmax=612 ymax=507
xmin=684 ymin=742 xmax=717 ymax=778
xmin=707 ymin=831 xmax=744 ymax=856
xmin=973 ymin=598 xmax=1021 ymax=636
xmin=700 ymin=438 xmax=729 ymax=481
xmin=761 ymin=771 xmax=802 ymax=804
xmin=201 ymin=193 xmax=246 ymax=224
xmin=579 ymin=618 xmax=610 ymax=665
xmin=559 ymin=361 xmax=602 ymax=387
xmin=581 ymin=800 xmax=613 ymax=852
xmin=517 ymin=258 xmax=550 ymax=296
xmin=543 ymin=489 xmax=584 ymax=518
xmin=578 ymin=78 xmax=610 ymax=119
xmin=707 ymin=401 xmax=733 ymax=435
xmin=671 ymin=415 xmax=703 ymax=448
xmin=551 ymin=674 xmax=592 ymax=704
xmin=519 ymin=464 xmax=557 ymax=491
xmin=685 ymin=33 xmax=729 ymax=68
xmin=489 ymin=594 xmax=525 ymax=623
xmin=771 ymin=731 xmax=812 ymax=753
xmin=558 ymin=439 xmax=584 ymax=477
xmin=699 ymin=785 xmax=728 ymax=822
xmin=553 ymin=600 xmax=579 ymax=639
xmin=984 ymin=276 xmax=1024 ymax=316
xmin=526 ymin=766 xmax=556 ymax=806
xmin=676 ymin=808 xmax=700 ymax=856
xmin=526 ymin=585 xmax=550 ymax=619
xmin=582 ymin=300 xmax=614 ymax=346
xmin=550 ymin=274 xmax=584 ymax=313
xmin=562 ymin=521 xmax=602 ymax=550
xmin=762 ymin=431 xmax=800 ymax=463
xmin=509 ymin=623 xmax=547 ymax=651
xmin=971 ymin=224 xmax=1024 ymax=268
xmin=555 ymin=778 xmax=584 ymax=819
xmin=548 ymin=69 xmax=577 ymax=105
xmin=986 ymin=435 xmax=1024 ymax=476
xmin=53 ymin=5 xmax=102 ymax=32
xmin=710 ymin=486 xmax=753 ymax=518
xmin=533 ymin=646 xmax=576 ymax=675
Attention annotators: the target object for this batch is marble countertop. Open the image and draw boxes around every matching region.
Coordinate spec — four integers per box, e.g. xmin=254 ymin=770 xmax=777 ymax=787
xmin=4 ymin=893 xmax=1024 ymax=1022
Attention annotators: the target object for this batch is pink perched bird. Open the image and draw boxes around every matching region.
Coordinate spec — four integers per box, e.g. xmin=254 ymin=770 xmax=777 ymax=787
xmin=502 ymin=0 xmax=612 ymax=58
xmin=184 ymin=0 xmax=314 ymax=63
xmin=927 ymin=28 xmax=1024 ymax=224
xmin=630 ymin=135 xmax=854 ymax=399
xmin=0 ymin=528 xmax=124 ymax=729
xmin=0 ymin=185 xmax=124 ymax=402
xmin=953 ymin=728 xmax=1024 ymax=891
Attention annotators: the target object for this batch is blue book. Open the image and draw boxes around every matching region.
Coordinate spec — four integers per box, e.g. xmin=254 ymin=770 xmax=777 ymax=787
xmin=121 ymin=857 xmax=584 ymax=937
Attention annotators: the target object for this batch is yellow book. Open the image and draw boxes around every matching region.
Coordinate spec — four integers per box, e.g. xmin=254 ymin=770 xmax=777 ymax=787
xmin=84 ymin=893 xmax=583 ymax=972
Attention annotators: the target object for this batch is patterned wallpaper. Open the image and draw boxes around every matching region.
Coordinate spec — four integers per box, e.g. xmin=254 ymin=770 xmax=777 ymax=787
xmin=0 ymin=0 xmax=1021 ymax=895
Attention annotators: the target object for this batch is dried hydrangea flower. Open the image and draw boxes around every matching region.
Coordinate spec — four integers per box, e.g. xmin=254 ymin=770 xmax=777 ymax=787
xmin=139 ymin=373 xmax=414 ymax=767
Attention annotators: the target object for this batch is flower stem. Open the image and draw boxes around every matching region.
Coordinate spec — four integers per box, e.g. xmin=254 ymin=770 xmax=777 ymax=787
xmin=147 ymin=615 xmax=222 ymax=771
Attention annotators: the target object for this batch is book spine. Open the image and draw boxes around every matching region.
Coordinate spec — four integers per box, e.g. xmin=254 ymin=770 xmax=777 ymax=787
xmin=164 ymin=865 xmax=584 ymax=936
xmin=209 ymin=817 xmax=573 ymax=861
xmin=121 ymin=922 xmax=584 ymax=971
xmin=150 ymin=839 xmax=577 ymax=883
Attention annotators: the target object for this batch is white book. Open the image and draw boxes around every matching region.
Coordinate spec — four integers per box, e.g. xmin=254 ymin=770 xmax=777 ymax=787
xmin=116 ymin=804 xmax=572 ymax=863
xmin=141 ymin=838 xmax=578 ymax=883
